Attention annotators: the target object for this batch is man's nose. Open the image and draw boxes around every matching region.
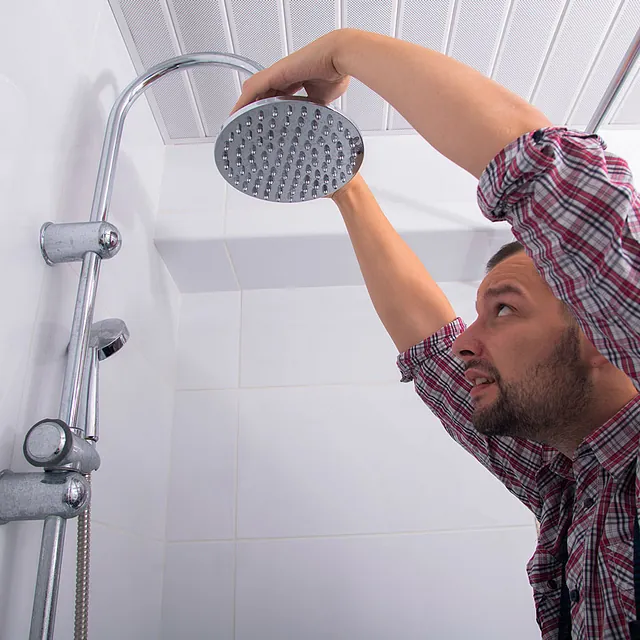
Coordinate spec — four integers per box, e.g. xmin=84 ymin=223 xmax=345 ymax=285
xmin=452 ymin=324 xmax=483 ymax=361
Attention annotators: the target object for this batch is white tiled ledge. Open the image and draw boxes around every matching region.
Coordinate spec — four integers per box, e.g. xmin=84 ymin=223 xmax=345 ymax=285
xmin=154 ymin=135 xmax=514 ymax=292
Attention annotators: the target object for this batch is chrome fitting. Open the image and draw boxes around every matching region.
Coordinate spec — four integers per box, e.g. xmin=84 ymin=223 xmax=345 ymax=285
xmin=0 ymin=470 xmax=90 ymax=525
xmin=23 ymin=418 xmax=101 ymax=474
xmin=40 ymin=221 xmax=122 ymax=265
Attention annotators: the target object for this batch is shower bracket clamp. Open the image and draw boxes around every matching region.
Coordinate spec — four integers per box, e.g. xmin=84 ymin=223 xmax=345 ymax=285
xmin=0 ymin=469 xmax=91 ymax=525
xmin=40 ymin=221 xmax=122 ymax=265
xmin=23 ymin=418 xmax=101 ymax=474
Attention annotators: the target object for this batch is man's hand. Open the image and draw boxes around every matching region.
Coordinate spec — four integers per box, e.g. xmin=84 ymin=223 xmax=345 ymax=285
xmin=232 ymin=30 xmax=351 ymax=113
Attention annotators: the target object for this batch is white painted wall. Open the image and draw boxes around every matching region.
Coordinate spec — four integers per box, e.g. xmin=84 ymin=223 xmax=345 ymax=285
xmin=0 ymin=2 xmax=179 ymax=639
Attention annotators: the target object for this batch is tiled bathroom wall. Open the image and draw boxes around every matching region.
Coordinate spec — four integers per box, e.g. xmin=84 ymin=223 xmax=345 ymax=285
xmin=161 ymin=284 xmax=540 ymax=639
xmin=0 ymin=2 xmax=179 ymax=638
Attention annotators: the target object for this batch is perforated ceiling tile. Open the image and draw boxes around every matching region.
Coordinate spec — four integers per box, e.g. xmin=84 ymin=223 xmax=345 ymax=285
xmin=189 ymin=67 xmax=240 ymax=137
xmin=390 ymin=0 xmax=453 ymax=129
xmin=343 ymin=0 xmax=395 ymax=131
xmin=286 ymin=0 xmax=336 ymax=52
xmin=227 ymin=0 xmax=285 ymax=66
xmin=532 ymin=0 xmax=620 ymax=124
xmin=110 ymin=0 xmax=640 ymax=141
xmin=169 ymin=0 xmax=238 ymax=137
xmin=492 ymin=0 xmax=565 ymax=101
xmin=568 ymin=0 xmax=640 ymax=127
xmin=447 ymin=0 xmax=510 ymax=76
xmin=117 ymin=0 xmax=201 ymax=139
xmin=612 ymin=67 xmax=640 ymax=125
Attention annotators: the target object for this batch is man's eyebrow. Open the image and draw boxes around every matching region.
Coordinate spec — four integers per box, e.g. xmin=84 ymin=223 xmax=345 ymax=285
xmin=484 ymin=284 xmax=525 ymax=299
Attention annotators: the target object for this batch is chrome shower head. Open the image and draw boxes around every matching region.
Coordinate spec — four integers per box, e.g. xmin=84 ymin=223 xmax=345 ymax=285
xmin=214 ymin=96 xmax=364 ymax=203
xmin=89 ymin=318 xmax=130 ymax=361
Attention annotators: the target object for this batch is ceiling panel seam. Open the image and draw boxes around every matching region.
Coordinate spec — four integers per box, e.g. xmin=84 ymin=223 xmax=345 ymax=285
xmin=384 ymin=0 xmax=402 ymax=130
xmin=444 ymin=0 xmax=461 ymax=56
xmin=564 ymin=0 xmax=629 ymax=126
xmin=279 ymin=0 xmax=291 ymax=57
xmin=339 ymin=0 xmax=348 ymax=114
xmin=334 ymin=0 xmax=342 ymax=110
xmin=527 ymin=0 xmax=572 ymax=104
xmin=163 ymin=0 xmax=207 ymax=137
xmin=609 ymin=61 xmax=640 ymax=123
xmin=218 ymin=0 xmax=242 ymax=95
xmin=488 ymin=0 xmax=516 ymax=79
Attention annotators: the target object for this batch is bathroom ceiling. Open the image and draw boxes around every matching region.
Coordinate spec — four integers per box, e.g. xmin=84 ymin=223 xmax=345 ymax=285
xmin=109 ymin=0 xmax=640 ymax=144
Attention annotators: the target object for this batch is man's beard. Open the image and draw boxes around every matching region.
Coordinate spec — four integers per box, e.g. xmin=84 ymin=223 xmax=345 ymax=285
xmin=471 ymin=324 xmax=592 ymax=442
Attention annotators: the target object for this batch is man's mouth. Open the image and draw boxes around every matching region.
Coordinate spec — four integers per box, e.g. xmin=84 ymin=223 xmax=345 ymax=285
xmin=469 ymin=377 xmax=496 ymax=399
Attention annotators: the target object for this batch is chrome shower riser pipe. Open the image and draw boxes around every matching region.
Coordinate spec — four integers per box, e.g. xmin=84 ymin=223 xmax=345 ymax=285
xmin=30 ymin=52 xmax=264 ymax=640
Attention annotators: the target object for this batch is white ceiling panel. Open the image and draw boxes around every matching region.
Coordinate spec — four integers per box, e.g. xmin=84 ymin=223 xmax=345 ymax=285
xmin=447 ymin=0 xmax=510 ymax=76
xmin=531 ymin=0 xmax=620 ymax=124
xmin=226 ymin=0 xmax=286 ymax=67
xmin=492 ymin=0 xmax=565 ymax=101
xmin=286 ymin=0 xmax=337 ymax=52
xmin=168 ymin=0 xmax=237 ymax=136
xmin=390 ymin=0 xmax=454 ymax=129
xmin=568 ymin=0 xmax=640 ymax=126
xmin=117 ymin=0 xmax=201 ymax=139
xmin=108 ymin=0 xmax=640 ymax=143
xmin=343 ymin=0 xmax=396 ymax=130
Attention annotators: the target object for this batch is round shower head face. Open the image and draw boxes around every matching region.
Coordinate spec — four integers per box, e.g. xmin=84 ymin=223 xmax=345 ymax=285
xmin=214 ymin=96 xmax=364 ymax=203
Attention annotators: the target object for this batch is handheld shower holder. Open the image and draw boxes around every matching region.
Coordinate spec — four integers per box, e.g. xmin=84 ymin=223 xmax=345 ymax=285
xmin=0 ymin=417 xmax=98 ymax=526
xmin=23 ymin=418 xmax=101 ymax=474
xmin=40 ymin=221 xmax=122 ymax=265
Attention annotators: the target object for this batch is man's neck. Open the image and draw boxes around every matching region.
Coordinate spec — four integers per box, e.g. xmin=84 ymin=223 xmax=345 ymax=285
xmin=554 ymin=386 xmax=639 ymax=459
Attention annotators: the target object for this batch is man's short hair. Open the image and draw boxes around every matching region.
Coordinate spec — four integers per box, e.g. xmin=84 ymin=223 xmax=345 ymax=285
xmin=486 ymin=241 xmax=525 ymax=273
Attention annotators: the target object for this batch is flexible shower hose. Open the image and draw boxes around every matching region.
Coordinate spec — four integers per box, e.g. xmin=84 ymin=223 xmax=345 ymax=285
xmin=74 ymin=473 xmax=91 ymax=640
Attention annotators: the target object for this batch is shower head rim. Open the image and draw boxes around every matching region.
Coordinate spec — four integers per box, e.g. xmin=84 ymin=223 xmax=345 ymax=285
xmin=215 ymin=95 xmax=364 ymax=203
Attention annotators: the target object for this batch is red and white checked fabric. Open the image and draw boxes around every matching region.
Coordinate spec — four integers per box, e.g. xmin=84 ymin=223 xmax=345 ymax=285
xmin=397 ymin=128 xmax=640 ymax=639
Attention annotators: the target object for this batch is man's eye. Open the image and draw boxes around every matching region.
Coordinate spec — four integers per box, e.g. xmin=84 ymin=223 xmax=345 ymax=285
xmin=497 ymin=304 xmax=513 ymax=317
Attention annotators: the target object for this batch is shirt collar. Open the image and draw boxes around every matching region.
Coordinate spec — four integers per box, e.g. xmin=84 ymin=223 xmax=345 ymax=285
xmin=581 ymin=394 xmax=640 ymax=479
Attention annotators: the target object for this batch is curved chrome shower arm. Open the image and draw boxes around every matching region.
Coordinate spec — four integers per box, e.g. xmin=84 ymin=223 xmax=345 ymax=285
xmin=90 ymin=52 xmax=264 ymax=224
xmin=33 ymin=52 xmax=263 ymax=640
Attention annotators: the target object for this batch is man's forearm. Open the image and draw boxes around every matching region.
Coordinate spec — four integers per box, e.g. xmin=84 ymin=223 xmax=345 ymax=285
xmin=333 ymin=174 xmax=456 ymax=353
xmin=333 ymin=29 xmax=551 ymax=177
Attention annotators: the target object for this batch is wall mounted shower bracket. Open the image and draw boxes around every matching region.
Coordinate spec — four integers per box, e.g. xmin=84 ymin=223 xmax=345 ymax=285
xmin=23 ymin=418 xmax=101 ymax=474
xmin=0 ymin=470 xmax=90 ymax=525
xmin=40 ymin=221 xmax=122 ymax=265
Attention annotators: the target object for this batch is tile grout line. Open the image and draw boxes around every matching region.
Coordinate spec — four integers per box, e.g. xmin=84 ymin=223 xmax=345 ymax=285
xmin=232 ymin=291 xmax=243 ymax=640
xmin=165 ymin=522 xmax=535 ymax=545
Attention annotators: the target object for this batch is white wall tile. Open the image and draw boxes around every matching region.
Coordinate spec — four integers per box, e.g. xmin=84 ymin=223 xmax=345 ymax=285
xmin=54 ymin=524 xmax=165 ymax=640
xmin=155 ymin=215 xmax=239 ymax=293
xmin=359 ymin=134 xmax=479 ymax=209
xmin=225 ymin=185 xmax=344 ymax=238
xmin=226 ymin=234 xmax=366 ymax=290
xmin=159 ymin=144 xmax=227 ymax=215
xmin=0 ymin=3 xmax=173 ymax=636
xmin=240 ymin=286 xmax=398 ymax=387
xmin=439 ymin=280 xmax=481 ymax=326
xmin=90 ymin=348 xmax=174 ymax=540
xmin=237 ymin=383 xmax=533 ymax=539
xmin=162 ymin=541 xmax=235 ymax=640
xmin=177 ymin=292 xmax=241 ymax=390
xmin=166 ymin=391 xmax=238 ymax=541
xmin=0 ymin=520 xmax=47 ymax=639
xmin=236 ymin=527 xmax=539 ymax=640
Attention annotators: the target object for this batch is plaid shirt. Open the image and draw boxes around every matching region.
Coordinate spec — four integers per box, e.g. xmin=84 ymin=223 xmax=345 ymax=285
xmin=397 ymin=128 xmax=640 ymax=639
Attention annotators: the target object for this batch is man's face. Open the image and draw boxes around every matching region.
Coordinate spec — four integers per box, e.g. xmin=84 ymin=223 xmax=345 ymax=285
xmin=452 ymin=252 xmax=592 ymax=442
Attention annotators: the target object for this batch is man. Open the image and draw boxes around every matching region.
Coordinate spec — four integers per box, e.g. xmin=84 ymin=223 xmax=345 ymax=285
xmin=233 ymin=28 xmax=640 ymax=639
